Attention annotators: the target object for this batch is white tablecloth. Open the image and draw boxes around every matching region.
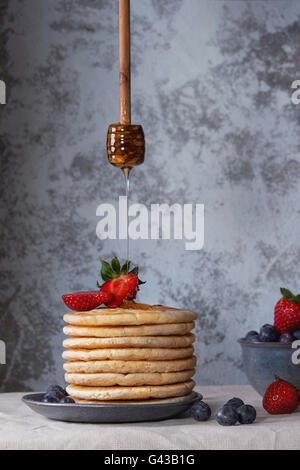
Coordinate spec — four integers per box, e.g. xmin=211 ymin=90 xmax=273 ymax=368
xmin=0 ymin=385 xmax=299 ymax=450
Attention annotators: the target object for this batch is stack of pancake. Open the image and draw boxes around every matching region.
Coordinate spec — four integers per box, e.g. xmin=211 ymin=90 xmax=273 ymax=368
xmin=63 ymin=302 xmax=197 ymax=403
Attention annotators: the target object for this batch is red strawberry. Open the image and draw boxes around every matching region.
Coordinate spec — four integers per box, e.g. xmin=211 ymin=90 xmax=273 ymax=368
xmin=62 ymin=291 xmax=113 ymax=311
xmin=274 ymin=288 xmax=300 ymax=333
xmin=263 ymin=376 xmax=299 ymax=414
xmin=97 ymin=257 xmax=145 ymax=308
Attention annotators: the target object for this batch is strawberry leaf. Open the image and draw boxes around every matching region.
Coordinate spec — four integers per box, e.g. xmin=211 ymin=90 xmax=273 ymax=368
xmin=121 ymin=260 xmax=131 ymax=273
xmin=280 ymin=287 xmax=300 ymax=304
xmin=96 ymin=281 xmax=101 ymax=289
xmin=129 ymin=267 xmax=139 ymax=275
xmin=111 ymin=256 xmax=121 ymax=274
xmin=100 ymin=259 xmax=114 ymax=281
xmin=280 ymin=288 xmax=294 ymax=300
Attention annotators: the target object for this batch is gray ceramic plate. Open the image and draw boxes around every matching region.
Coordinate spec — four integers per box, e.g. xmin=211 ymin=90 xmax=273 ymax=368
xmin=22 ymin=391 xmax=202 ymax=423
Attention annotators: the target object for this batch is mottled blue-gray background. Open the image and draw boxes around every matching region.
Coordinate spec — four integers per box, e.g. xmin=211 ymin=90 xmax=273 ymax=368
xmin=0 ymin=0 xmax=299 ymax=391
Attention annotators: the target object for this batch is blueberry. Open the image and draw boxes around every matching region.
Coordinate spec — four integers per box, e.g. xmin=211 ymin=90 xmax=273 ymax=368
xmin=42 ymin=393 xmax=60 ymax=403
xmin=279 ymin=332 xmax=294 ymax=343
xmin=225 ymin=397 xmax=244 ymax=410
xmin=259 ymin=324 xmax=279 ymax=342
xmin=189 ymin=401 xmax=211 ymax=421
xmin=293 ymin=330 xmax=300 ymax=340
xmin=46 ymin=385 xmax=67 ymax=399
xmin=236 ymin=404 xmax=256 ymax=424
xmin=245 ymin=330 xmax=258 ymax=338
xmin=216 ymin=405 xmax=238 ymax=426
xmin=59 ymin=396 xmax=75 ymax=404
xmin=245 ymin=331 xmax=260 ymax=342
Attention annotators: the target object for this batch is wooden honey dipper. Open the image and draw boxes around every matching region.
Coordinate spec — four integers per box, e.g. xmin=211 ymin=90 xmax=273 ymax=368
xmin=107 ymin=0 xmax=145 ymax=171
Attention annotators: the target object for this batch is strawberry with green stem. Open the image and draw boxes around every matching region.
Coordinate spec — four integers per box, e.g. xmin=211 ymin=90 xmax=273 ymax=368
xmin=98 ymin=257 xmax=145 ymax=308
xmin=274 ymin=288 xmax=300 ymax=333
xmin=263 ymin=375 xmax=300 ymax=414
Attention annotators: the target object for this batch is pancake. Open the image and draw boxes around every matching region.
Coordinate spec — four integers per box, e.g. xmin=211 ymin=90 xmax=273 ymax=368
xmin=63 ymin=356 xmax=196 ymax=373
xmin=67 ymin=380 xmax=195 ymax=400
xmin=63 ymin=322 xmax=194 ymax=338
xmin=65 ymin=369 xmax=195 ymax=386
xmin=62 ymin=346 xmax=194 ymax=361
xmin=73 ymin=392 xmax=196 ymax=404
xmin=63 ymin=334 xmax=195 ymax=349
xmin=63 ymin=304 xmax=197 ymax=326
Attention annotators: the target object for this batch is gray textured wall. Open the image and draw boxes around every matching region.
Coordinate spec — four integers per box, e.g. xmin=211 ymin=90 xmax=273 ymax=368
xmin=0 ymin=0 xmax=300 ymax=392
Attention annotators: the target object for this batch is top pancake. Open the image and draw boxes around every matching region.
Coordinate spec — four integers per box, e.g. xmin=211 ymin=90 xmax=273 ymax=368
xmin=63 ymin=302 xmax=197 ymax=327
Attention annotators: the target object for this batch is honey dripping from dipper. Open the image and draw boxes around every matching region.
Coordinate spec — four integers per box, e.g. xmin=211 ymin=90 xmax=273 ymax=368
xmin=107 ymin=0 xmax=145 ymax=275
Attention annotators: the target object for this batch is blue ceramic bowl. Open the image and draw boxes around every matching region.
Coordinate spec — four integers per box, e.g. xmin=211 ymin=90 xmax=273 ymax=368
xmin=238 ymin=339 xmax=300 ymax=396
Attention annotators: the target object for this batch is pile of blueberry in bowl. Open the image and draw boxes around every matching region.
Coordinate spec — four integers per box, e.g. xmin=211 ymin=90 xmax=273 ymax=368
xmin=244 ymin=324 xmax=300 ymax=344
xmin=43 ymin=385 xmax=75 ymax=404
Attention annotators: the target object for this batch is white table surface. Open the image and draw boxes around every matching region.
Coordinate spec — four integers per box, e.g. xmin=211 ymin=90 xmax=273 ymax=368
xmin=0 ymin=385 xmax=299 ymax=450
